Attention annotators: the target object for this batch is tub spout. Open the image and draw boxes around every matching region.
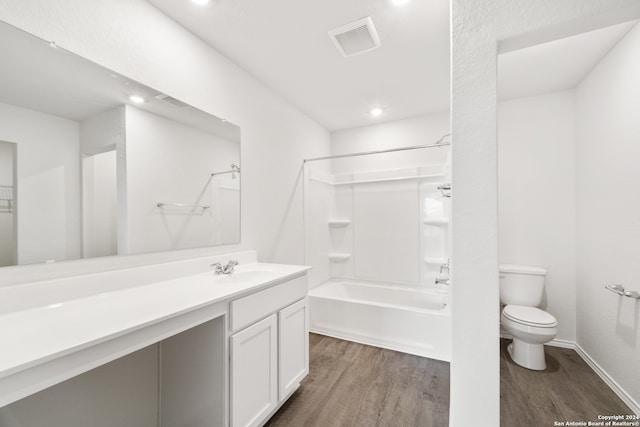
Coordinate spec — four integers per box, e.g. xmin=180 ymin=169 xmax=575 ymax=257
xmin=435 ymin=277 xmax=450 ymax=286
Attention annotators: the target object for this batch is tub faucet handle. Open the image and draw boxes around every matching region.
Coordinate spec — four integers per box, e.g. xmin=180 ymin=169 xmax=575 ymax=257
xmin=435 ymin=277 xmax=450 ymax=286
xmin=211 ymin=262 xmax=224 ymax=275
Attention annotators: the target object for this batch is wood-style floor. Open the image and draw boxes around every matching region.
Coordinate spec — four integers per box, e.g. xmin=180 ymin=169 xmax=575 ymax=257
xmin=265 ymin=333 xmax=450 ymax=427
xmin=500 ymin=339 xmax=633 ymax=425
xmin=266 ymin=334 xmax=633 ymax=427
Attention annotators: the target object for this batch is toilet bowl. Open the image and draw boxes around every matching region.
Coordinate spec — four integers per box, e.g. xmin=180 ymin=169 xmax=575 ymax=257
xmin=499 ymin=264 xmax=558 ymax=370
xmin=501 ymin=305 xmax=557 ymax=370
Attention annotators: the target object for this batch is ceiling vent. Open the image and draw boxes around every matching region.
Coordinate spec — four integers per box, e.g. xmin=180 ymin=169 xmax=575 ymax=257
xmin=328 ymin=17 xmax=381 ymax=58
xmin=155 ymin=93 xmax=191 ymax=109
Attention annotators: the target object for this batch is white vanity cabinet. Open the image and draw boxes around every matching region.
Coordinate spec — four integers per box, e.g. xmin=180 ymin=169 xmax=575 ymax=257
xmin=229 ymin=274 xmax=309 ymax=427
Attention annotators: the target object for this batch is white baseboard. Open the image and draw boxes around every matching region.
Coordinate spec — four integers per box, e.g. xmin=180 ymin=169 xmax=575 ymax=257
xmin=547 ymin=338 xmax=575 ymax=349
xmin=574 ymin=344 xmax=640 ymax=416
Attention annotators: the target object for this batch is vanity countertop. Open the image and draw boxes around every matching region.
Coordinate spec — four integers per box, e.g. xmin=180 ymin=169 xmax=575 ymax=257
xmin=0 ymin=260 xmax=309 ymax=404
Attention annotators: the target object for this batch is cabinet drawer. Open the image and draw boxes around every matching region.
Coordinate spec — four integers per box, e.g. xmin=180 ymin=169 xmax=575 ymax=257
xmin=230 ymin=274 xmax=307 ymax=332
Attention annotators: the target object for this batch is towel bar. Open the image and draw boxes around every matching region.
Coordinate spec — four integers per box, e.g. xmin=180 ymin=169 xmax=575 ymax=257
xmin=605 ymin=284 xmax=640 ymax=299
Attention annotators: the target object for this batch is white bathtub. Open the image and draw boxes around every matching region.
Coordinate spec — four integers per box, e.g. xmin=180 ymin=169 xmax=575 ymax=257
xmin=309 ymin=279 xmax=451 ymax=361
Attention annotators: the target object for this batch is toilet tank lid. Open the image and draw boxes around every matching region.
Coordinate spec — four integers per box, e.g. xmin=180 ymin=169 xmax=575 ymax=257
xmin=499 ymin=264 xmax=547 ymax=275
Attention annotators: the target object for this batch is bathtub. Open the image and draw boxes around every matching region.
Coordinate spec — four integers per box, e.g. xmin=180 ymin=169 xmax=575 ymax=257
xmin=309 ymin=279 xmax=451 ymax=361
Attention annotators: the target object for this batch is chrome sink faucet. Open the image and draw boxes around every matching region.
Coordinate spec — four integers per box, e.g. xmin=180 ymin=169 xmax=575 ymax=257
xmin=211 ymin=260 xmax=239 ymax=275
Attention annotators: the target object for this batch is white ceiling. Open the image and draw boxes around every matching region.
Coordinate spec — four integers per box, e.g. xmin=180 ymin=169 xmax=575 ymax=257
xmin=147 ymin=0 xmax=636 ymax=131
xmin=148 ymin=0 xmax=450 ymax=131
xmin=148 ymin=0 xmax=634 ymax=130
xmin=498 ymin=20 xmax=637 ymax=101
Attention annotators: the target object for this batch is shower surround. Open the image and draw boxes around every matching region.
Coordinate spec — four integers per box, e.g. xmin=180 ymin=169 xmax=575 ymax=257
xmin=304 ymin=147 xmax=451 ymax=360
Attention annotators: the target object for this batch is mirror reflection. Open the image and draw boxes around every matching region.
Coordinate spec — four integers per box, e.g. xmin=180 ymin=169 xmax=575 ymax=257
xmin=0 ymin=21 xmax=240 ymax=267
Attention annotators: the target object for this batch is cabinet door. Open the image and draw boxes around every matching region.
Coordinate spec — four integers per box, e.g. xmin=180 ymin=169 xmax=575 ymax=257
xmin=230 ymin=314 xmax=278 ymax=427
xmin=278 ymin=298 xmax=309 ymax=400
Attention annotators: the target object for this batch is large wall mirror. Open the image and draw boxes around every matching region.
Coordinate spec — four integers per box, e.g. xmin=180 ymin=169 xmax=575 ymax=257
xmin=0 ymin=21 xmax=241 ymax=267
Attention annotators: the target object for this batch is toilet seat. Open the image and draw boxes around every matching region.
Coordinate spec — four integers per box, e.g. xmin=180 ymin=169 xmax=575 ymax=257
xmin=503 ymin=305 xmax=557 ymax=328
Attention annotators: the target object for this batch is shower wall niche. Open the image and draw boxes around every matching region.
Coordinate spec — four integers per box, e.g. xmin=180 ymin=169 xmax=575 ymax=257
xmin=304 ymin=145 xmax=450 ymax=288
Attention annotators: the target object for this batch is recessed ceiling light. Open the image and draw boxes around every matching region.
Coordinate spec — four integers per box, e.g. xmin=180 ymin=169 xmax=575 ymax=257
xmin=370 ymin=108 xmax=383 ymax=117
xmin=391 ymin=0 xmax=411 ymax=6
xmin=191 ymin=0 xmax=210 ymax=5
xmin=129 ymin=95 xmax=145 ymax=104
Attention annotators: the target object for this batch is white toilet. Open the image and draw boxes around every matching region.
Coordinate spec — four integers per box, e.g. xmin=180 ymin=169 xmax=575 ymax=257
xmin=499 ymin=264 xmax=558 ymax=370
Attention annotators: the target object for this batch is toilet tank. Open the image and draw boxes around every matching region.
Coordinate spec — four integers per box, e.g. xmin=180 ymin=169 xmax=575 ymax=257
xmin=499 ymin=264 xmax=547 ymax=306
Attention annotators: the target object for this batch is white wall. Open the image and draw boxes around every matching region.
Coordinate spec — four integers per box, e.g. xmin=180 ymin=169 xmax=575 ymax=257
xmin=330 ymin=114 xmax=450 ymax=174
xmin=498 ymin=90 xmax=577 ymax=343
xmin=451 ymin=1 xmax=640 ymax=425
xmin=576 ymin=22 xmax=640 ymax=411
xmin=0 ymin=101 xmax=81 ymax=265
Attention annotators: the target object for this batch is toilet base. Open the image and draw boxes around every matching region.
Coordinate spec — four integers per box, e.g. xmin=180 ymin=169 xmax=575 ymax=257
xmin=507 ymin=340 xmax=547 ymax=370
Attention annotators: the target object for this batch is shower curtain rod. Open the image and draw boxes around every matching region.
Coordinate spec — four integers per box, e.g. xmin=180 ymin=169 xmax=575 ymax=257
xmin=211 ymin=164 xmax=240 ymax=177
xmin=303 ymin=134 xmax=451 ymax=163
